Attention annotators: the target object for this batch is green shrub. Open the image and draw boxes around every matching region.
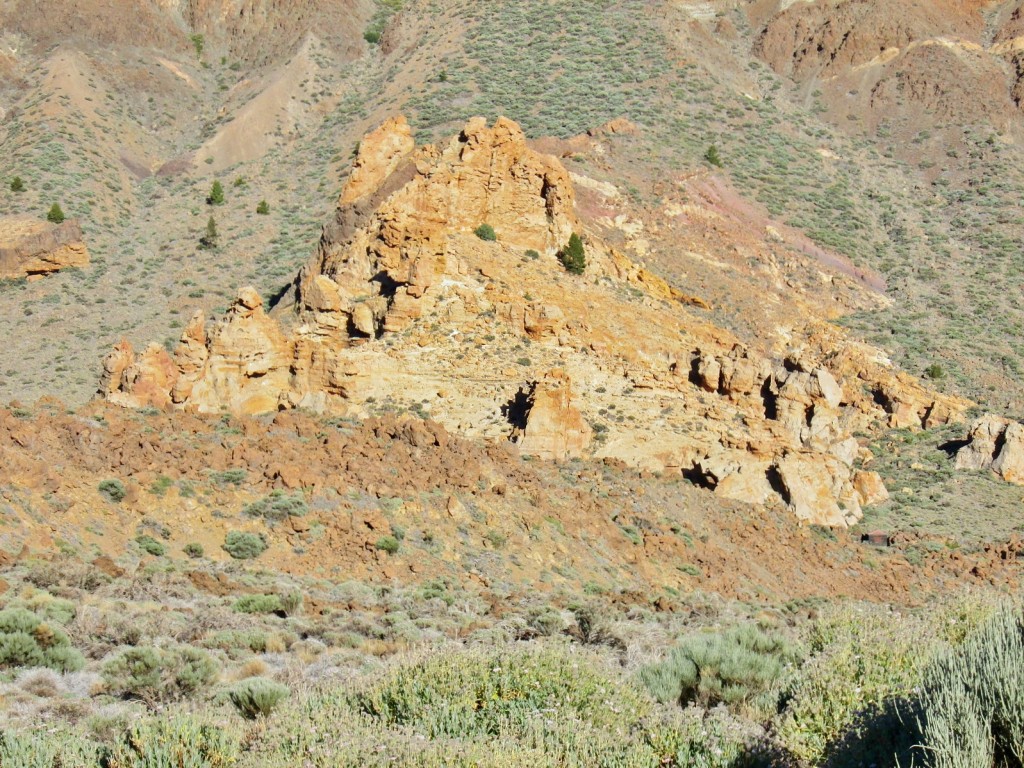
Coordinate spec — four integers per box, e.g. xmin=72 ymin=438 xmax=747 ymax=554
xmin=0 ymin=608 xmax=85 ymax=673
xmin=207 ymin=180 xmax=224 ymax=206
xmin=98 ymin=479 xmax=127 ymax=503
xmin=525 ymin=249 xmax=540 ymax=259
xmin=474 ymin=223 xmax=497 ymax=241
xmin=233 ymin=594 xmax=282 ymax=614
xmin=354 ymin=646 xmax=650 ymax=739
xmin=229 ymin=678 xmax=289 ymax=719
xmin=184 ymin=542 xmax=204 ymax=558
xmin=639 ymin=623 xmax=800 ymax=715
xmin=9 ymin=177 xmax=24 ymax=193
xmin=925 ymin=363 xmax=946 ymax=380
xmin=242 ymin=491 xmax=308 ymax=522
xmin=46 ymin=203 xmax=65 ymax=224
xmin=0 ymin=730 xmax=103 ymax=767
xmin=222 ymin=531 xmax=267 ymax=559
xmin=279 ymin=591 xmax=303 ymax=617
xmin=704 ymin=144 xmax=723 ymax=167
xmin=102 ymin=645 xmax=218 ymax=704
xmin=134 ymin=535 xmax=165 ymax=557
xmin=106 ymin=715 xmax=239 ymax=767
xmin=374 ymin=536 xmax=400 ymax=555
xmin=913 ymin=605 xmax=1024 ymax=767
xmin=256 ymin=200 xmax=270 ymax=215
xmin=558 ymin=233 xmax=586 ymax=274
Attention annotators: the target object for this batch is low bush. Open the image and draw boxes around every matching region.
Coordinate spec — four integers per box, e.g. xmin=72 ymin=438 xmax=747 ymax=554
xmin=242 ymin=490 xmax=308 ymax=522
xmin=474 ymin=223 xmax=497 ymax=241
xmin=102 ymin=645 xmax=218 ymax=704
xmin=639 ymin=623 xmax=800 ymax=716
xmin=229 ymin=678 xmax=290 ymax=719
xmin=184 ymin=542 xmax=204 ymax=558
xmin=134 ymin=535 xmax=165 ymax=557
xmin=375 ymin=536 xmax=399 ymax=555
xmin=0 ymin=608 xmax=85 ymax=673
xmin=98 ymin=479 xmax=127 ymax=503
xmin=233 ymin=594 xmax=282 ymax=614
xmin=558 ymin=233 xmax=586 ymax=274
xmin=222 ymin=531 xmax=267 ymax=560
xmin=106 ymin=716 xmax=239 ymax=768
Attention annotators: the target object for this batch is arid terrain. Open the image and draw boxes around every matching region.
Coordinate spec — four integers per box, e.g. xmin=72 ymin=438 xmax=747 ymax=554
xmin=3 ymin=1 xmax=1024 ymax=766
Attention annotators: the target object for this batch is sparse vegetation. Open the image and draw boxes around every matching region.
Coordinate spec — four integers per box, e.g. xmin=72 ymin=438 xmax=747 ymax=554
xmin=98 ymin=479 xmax=127 ymax=503
xmin=199 ymin=215 xmax=219 ymax=250
xmin=256 ymin=199 xmax=270 ymax=215
xmin=9 ymin=176 xmax=24 ymax=193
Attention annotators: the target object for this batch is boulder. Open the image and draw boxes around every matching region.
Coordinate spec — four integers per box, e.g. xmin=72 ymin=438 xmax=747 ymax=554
xmin=957 ymin=414 xmax=1024 ymax=485
xmin=516 ymin=369 xmax=592 ymax=461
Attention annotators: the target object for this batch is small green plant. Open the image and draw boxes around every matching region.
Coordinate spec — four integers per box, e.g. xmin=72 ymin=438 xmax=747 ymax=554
xmin=148 ymin=476 xmax=173 ymax=496
xmin=375 ymin=536 xmax=400 ymax=555
xmin=233 ymin=594 xmax=283 ymax=614
xmin=525 ymin=249 xmax=540 ymax=259
xmin=199 ymin=215 xmax=219 ymax=250
xmin=229 ymin=678 xmax=289 ymax=720
xmin=189 ymin=33 xmax=205 ymax=58
xmin=222 ymin=531 xmax=267 ymax=560
xmin=242 ymin=491 xmax=308 ymax=522
xmin=924 ymin=363 xmax=946 ymax=380
xmin=183 ymin=542 xmax=204 ymax=558
xmin=98 ymin=479 xmax=127 ymax=503
xmin=704 ymin=144 xmax=723 ymax=167
xmin=474 ymin=223 xmax=497 ymax=241
xmin=0 ymin=608 xmax=85 ymax=672
xmin=207 ymin=180 xmax=225 ymax=206
xmin=9 ymin=176 xmax=24 ymax=193
xmin=558 ymin=233 xmax=586 ymax=274
xmin=256 ymin=200 xmax=270 ymax=215
xmin=46 ymin=203 xmax=66 ymax=224
xmin=134 ymin=535 xmax=165 ymax=557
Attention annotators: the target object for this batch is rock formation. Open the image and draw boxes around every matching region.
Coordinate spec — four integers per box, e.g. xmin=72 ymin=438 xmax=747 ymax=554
xmin=101 ymin=115 xmax=971 ymax=528
xmin=957 ymin=414 xmax=1024 ymax=485
xmin=0 ymin=217 xmax=89 ymax=279
xmin=512 ymin=370 xmax=592 ymax=462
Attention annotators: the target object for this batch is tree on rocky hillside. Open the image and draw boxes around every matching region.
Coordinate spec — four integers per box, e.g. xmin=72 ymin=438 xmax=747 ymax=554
xmin=207 ymin=180 xmax=225 ymax=206
xmin=9 ymin=177 xmax=24 ymax=193
xmin=46 ymin=204 xmax=65 ymax=224
xmin=559 ymin=233 xmax=586 ymax=275
xmin=199 ymin=216 xmax=219 ymax=250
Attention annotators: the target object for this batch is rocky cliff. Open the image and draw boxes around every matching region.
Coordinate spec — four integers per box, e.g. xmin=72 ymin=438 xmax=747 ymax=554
xmin=0 ymin=217 xmax=89 ymax=279
xmin=102 ymin=115 xmax=970 ymax=527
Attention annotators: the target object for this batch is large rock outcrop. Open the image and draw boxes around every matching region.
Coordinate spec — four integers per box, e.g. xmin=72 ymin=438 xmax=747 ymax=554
xmin=513 ymin=370 xmax=592 ymax=462
xmin=101 ymin=115 xmax=968 ymax=528
xmin=0 ymin=217 xmax=89 ymax=279
xmin=956 ymin=414 xmax=1024 ymax=484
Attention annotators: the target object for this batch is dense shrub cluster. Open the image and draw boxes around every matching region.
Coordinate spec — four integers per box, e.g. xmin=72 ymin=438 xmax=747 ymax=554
xmin=0 ymin=608 xmax=84 ymax=673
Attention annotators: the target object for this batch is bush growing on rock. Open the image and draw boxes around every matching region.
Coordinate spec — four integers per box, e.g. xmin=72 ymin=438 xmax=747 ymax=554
xmin=98 ymin=479 xmax=126 ymax=502
xmin=473 ymin=223 xmax=497 ymax=241
xmin=558 ymin=233 xmax=586 ymax=274
xmin=0 ymin=608 xmax=85 ymax=673
xmin=222 ymin=531 xmax=267 ymax=559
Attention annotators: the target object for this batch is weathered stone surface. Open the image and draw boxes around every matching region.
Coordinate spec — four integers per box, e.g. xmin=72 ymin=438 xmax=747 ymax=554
xmin=957 ymin=414 xmax=1024 ymax=485
xmin=340 ymin=115 xmax=416 ymax=204
xmin=0 ymin=217 xmax=89 ymax=278
xmin=516 ymin=370 xmax=592 ymax=461
xmin=853 ymin=470 xmax=890 ymax=507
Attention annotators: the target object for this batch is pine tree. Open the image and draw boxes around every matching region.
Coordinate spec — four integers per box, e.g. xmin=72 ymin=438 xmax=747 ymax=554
xmin=704 ymin=145 xmax=723 ymax=168
xmin=558 ymin=233 xmax=586 ymax=275
xmin=207 ymin=180 xmax=225 ymax=206
xmin=256 ymin=200 xmax=270 ymax=215
xmin=9 ymin=177 xmax=24 ymax=193
xmin=199 ymin=216 xmax=219 ymax=250
xmin=46 ymin=203 xmax=65 ymax=224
